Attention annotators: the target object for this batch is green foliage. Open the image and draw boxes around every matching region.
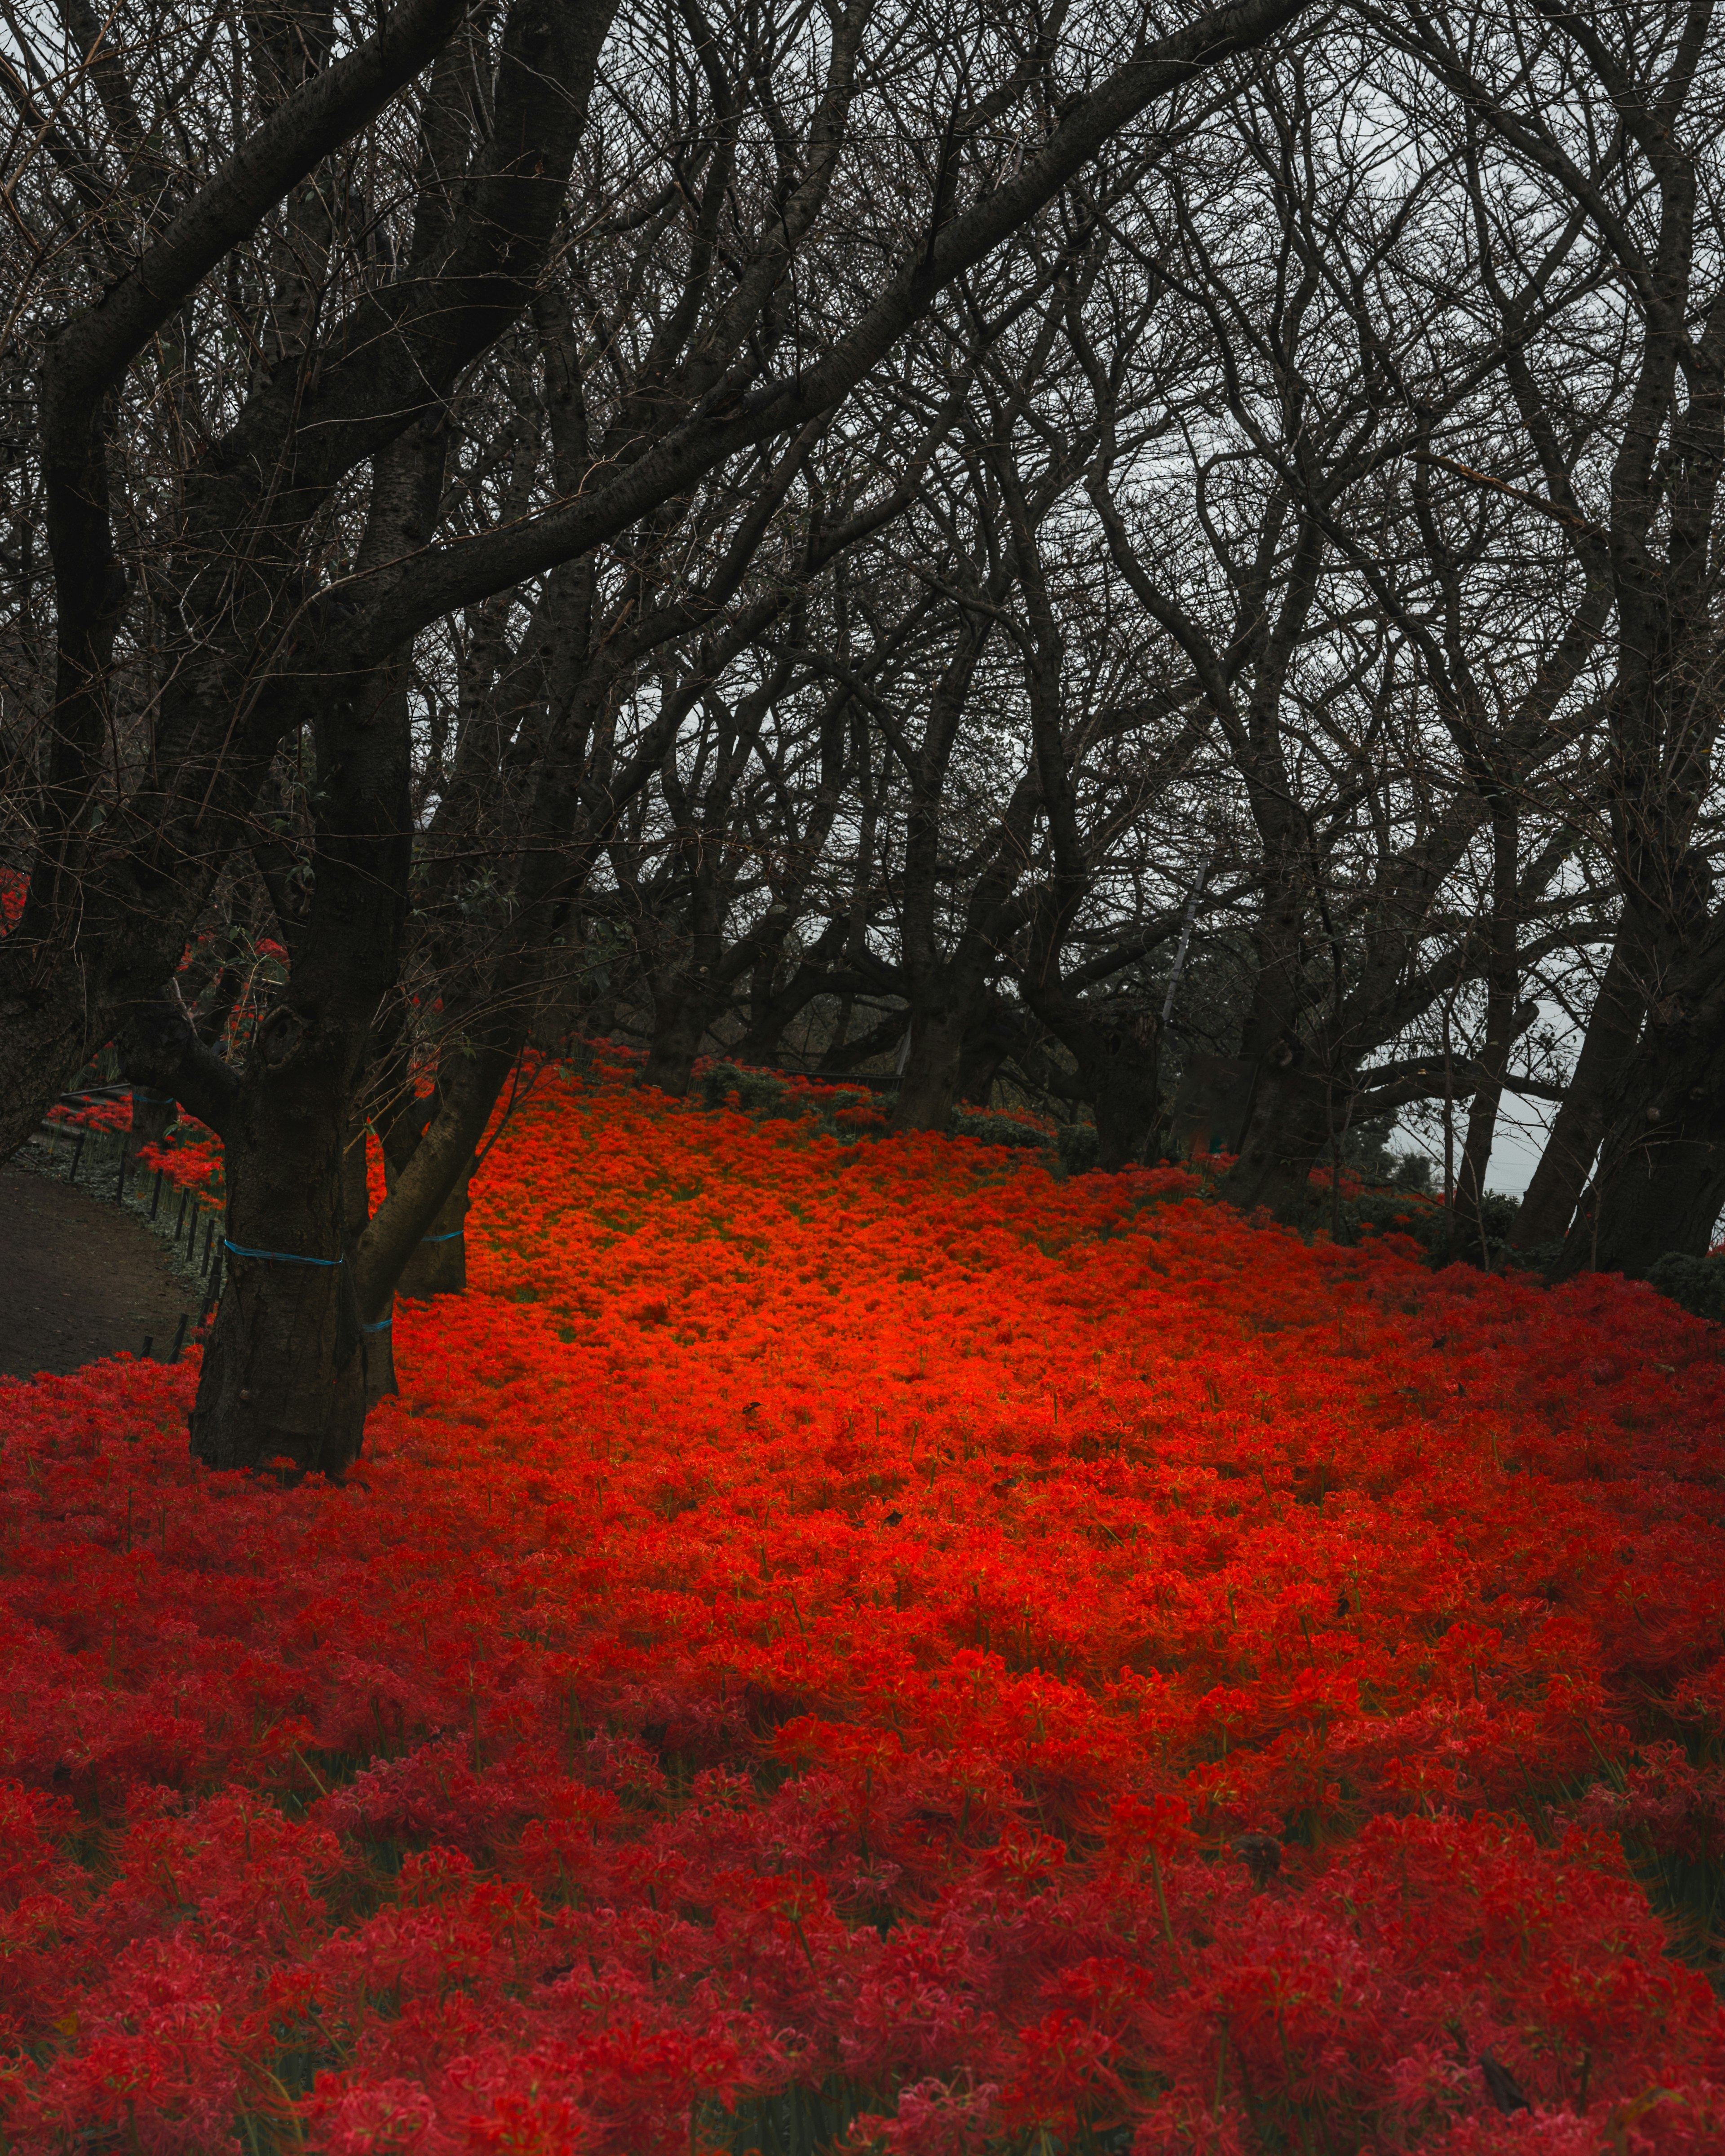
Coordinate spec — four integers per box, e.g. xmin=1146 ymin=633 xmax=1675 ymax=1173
xmin=698 ymin=1062 xmax=1057 ymax=1158
xmin=1339 ymin=1188 xmax=1525 ymax=1273
xmin=1345 ymin=1188 xmax=1447 ymax=1248
xmin=1645 ymin=1250 xmax=1725 ymax=1326
xmin=1053 ymin=1121 xmax=1101 ymax=1175
xmin=700 ymin=1060 xmax=880 ymax=1140
xmin=951 ymin=1105 xmax=1051 ymax=1153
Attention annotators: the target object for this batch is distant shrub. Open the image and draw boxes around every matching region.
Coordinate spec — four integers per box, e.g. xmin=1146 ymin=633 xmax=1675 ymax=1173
xmin=1646 ymin=1250 xmax=1725 ymax=1325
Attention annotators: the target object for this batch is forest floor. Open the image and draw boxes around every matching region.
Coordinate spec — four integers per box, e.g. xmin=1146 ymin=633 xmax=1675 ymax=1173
xmin=0 ymin=1152 xmax=192 ymax=1378
xmin=3 ymin=1062 xmax=1723 ymax=2152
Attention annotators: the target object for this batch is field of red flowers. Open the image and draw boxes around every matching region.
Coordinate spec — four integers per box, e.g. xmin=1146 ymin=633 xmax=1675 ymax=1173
xmin=2 ymin=1060 xmax=1724 ymax=2155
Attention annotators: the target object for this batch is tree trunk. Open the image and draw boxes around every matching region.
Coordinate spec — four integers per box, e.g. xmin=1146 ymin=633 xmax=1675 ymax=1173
xmin=818 ymin=993 xmax=855 ymax=1070
xmin=955 ymin=1009 xmax=1015 ymax=1109
xmin=1511 ymin=934 xmax=1643 ymax=1249
xmin=736 ymin=919 xmax=851 ymax=1066
xmin=190 ymin=1012 xmax=367 ymax=1478
xmin=1090 ymin=1031 xmax=1164 ymax=1171
xmin=1216 ymin=1045 xmax=1333 ymax=1223
xmin=119 ymin=986 xmax=512 ymax=1463
xmin=125 ymin=1086 xmax=178 ymax=1164
xmin=1168 ymin=1051 xmax=1259 ymax=1159
xmin=343 ymin=1106 xmax=397 ymax=1405
xmin=1019 ymin=878 xmax=1165 ymax=1170
xmin=640 ymin=971 xmax=713 ymax=1097
xmin=890 ymin=1000 xmax=972 ymax=1133
xmin=189 ymin=623 xmax=418 ymax=1473
xmin=1571 ymin=1110 xmax=1725 ymax=1279
xmin=394 ymin=1157 xmax=473 ymax=1298
xmin=1564 ymin=955 xmax=1725 ymax=1278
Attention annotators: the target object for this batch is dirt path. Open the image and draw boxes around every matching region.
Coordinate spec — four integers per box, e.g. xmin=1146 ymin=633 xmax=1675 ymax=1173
xmin=0 ymin=1162 xmax=195 ymax=1380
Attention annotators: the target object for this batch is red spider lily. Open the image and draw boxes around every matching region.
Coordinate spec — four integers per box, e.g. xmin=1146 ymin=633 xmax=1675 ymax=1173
xmin=0 ymin=1060 xmax=1721 ymax=2151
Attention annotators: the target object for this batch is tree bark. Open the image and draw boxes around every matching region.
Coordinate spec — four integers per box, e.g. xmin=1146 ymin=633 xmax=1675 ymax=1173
xmin=393 ymin=1157 xmax=473 ymax=1298
xmin=1569 ymin=1056 xmax=1725 ymax=1281
xmin=736 ymin=917 xmax=852 ymax=1066
xmin=1565 ymin=909 xmax=1725 ymax=1277
xmin=890 ymin=997 xmax=977 ymax=1133
xmin=1216 ymin=1043 xmax=1333 ymax=1221
xmin=344 ymin=1103 xmax=397 ymax=1405
xmin=1511 ymin=933 xmax=1644 ymax=1249
xmin=955 ymin=1007 xmax=1019 ymax=1109
xmin=1577 ymin=1129 xmax=1725 ymax=1279
xmin=639 ymin=972 xmax=714 ymax=1098
xmin=350 ymin=1036 xmax=518 ymax=1321
xmin=1023 ymin=944 xmax=1165 ymax=1171
xmin=190 ymin=1009 xmax=367 ymax=1476
xmin=1089 ymin=1029 xmax=1164 ymax=1171
xmin=125 ymin=1087 xmax=178 ymax=1165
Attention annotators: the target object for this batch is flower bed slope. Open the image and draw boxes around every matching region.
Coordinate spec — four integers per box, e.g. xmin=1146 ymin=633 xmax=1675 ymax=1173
xmin=0 ymin=1067 xmax=1722 ymax=2154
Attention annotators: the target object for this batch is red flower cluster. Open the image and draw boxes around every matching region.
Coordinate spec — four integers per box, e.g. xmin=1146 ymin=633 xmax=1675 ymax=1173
xmin=135 ymin=1123 xmax=225 ymax=1197
xmin=0 ymin=1065 xmax=1722 ymax=2153
xmin=41 ymin=1093 xmax=223 ymax=1199
xmin=45 ymin=1099 xmax=133 ymax=1135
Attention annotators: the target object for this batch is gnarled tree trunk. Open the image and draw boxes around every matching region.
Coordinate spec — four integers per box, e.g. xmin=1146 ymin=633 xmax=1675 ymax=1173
xmin=890 ymin=996 xmax=976 ymax=1133
xmin=640 ymin=968 xmax=714 ymax=1098
xmin=1168 ymin=1051 xmax=1258 ymax=1161
xmin=1090 ymin=1045 xmax=1164 ymax=1171
xmin=1216 ymin=1045 xmax=1334 ymax=1222
xmin=1564 ymin=936 xmax=1725 ymax=1279
xmin=1568 ymin=1085 xmax=1725 ymax=1281
xmin=191 ymin=1008 xmax=368 ymax=1476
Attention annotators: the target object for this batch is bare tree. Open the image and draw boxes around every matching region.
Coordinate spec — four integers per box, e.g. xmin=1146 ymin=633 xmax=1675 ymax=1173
xmin=1 ymin=0 xmax=1316 ymax=1468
